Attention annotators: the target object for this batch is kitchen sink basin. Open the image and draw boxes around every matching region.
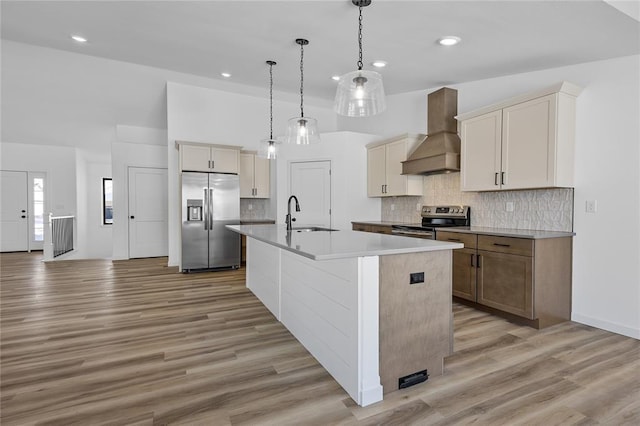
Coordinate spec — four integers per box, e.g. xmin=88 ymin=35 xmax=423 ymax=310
xmin=291 ymin=226 xmax=338 ymax=232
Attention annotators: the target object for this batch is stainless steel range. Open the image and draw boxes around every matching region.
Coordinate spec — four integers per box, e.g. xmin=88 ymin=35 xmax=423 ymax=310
xmin=392 ymin=205 xmax=470 ymax=239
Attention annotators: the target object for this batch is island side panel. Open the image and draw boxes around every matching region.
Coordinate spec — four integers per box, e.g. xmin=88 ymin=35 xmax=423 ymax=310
xmin=280 ymin=250 xmax=369 ymax=405
xmin=246 ymin=237 xmax=281 ymax=320
xmin=379 ymin=250 xmax=452 ymax=394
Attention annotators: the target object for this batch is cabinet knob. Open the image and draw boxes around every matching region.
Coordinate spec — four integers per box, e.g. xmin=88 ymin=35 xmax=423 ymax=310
xmin=21 ymin=215 xmax=26 ymax=219
xmin=130 ymin=216 xmax=135 ymax=219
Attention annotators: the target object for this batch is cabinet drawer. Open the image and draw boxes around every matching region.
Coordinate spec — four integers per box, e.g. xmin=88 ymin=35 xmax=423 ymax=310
xmin=369 ymin=225 xmax=392 ymax=235
xmin=352 ymin=223 xmax=370 ymax=232
xmin=478 ymin=235 xmax=533 ymax=256
xmin=436 ymin=231 xmax=477 ymax=249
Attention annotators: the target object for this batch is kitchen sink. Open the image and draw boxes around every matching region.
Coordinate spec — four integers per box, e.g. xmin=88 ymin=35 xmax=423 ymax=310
xmin=291 ymin=226 xmax=338 ymax=232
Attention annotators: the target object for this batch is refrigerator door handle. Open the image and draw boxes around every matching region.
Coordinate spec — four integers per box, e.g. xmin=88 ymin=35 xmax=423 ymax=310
xmin=209 ymin=188 xmax=214 ymax=226
xmin=203 ymin=188 xmax=209 ymax=230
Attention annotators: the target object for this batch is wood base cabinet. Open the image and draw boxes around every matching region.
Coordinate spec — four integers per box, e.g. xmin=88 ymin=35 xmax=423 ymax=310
xmin=437 ymin=230 xmax=572 ymax=328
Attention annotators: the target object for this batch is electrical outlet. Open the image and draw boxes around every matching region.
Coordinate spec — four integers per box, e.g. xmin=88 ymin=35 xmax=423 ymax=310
xmin=410 ymin=272 xmax=425 ymax=284
xmin=390 ymin=204 xmax=395 ymax=211
xmin=417 ymin=203 xmax=421 ymax=211
xmin=585 ymin=200 xmax=597 ymax=213
xmin=248 ymin=204 xmax=253 ymax=211
xmin=506 ymin=202 xmax=514 ymax=212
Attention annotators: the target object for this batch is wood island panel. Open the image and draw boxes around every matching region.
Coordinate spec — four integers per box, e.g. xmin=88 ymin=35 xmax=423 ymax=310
xmin=379 ymin=250 xmax=452 ymax=394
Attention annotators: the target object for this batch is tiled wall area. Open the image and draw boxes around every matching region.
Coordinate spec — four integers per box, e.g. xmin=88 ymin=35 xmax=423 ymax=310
xmin=240 ymin=199 xmax=271 ymax=221
xmin=382 ymin=173 xmax=574 ymax=232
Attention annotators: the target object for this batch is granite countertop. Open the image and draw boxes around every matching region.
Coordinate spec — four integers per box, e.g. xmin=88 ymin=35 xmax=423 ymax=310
xmin=227 ymin=224 xmax=463 ymax=261
xmin=351 ymin=221 xmax=410 ymax=226
xmin=240 ymin=219 xmax=276 ymax=224
xmin=441 ymin=226 xmax=576 ymax=239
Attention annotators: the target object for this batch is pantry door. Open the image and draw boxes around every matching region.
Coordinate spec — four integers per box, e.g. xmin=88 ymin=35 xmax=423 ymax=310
xmin=289 ymin=161 xmax=331 ymax=228
xmin=0 ymin=171 xmax=29 ymax=252
xmin=128 ymin=167 xmax=168 ymax=258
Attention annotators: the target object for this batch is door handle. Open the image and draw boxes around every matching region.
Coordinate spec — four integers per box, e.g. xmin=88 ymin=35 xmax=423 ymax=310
xmin=209 ymin=188 xmax=214 ymax=228
xmin=476 ymin=254 xmax=481 ymax=268
xmin=470 ymin=253 xmax=475 ymax=267
xmin=203 ymin=188 xmax=209 ymax=230
xmin=501 ymin=172 xmax=505 ymax=185
xmin=495 ymin=172 xmax=499 ymax=186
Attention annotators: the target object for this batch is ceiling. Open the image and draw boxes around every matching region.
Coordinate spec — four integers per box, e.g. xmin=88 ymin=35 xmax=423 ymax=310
xmin=1 ymin=1 xmax=639 ymax=101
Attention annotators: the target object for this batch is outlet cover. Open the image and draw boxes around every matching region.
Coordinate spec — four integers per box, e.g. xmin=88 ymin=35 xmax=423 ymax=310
xmin=585 ymin=200 xmax=597 ymax=213
xmin=506 ymin=202 xmax=514 ymax=212
xmin=417 ymin=203 xmax=421 ymax=211
xmin=248 ymin=204 xmax=253 ymax=211
xmin=390 ymin=204 xmax=395 ymax=211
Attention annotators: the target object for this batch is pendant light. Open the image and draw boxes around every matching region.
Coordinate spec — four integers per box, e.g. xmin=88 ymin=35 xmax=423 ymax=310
xmin=285 ymin=38 xmax=320 ymax=145
xmin=258 ymin=60 xmax=279 ymax=160
xmin=334 ymin=0 xmax=386 ymax=117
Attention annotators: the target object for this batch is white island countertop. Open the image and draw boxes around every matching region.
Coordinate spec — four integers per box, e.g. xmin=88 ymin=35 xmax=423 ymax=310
xmin=228 ymin=224 xmax=463 ymax=261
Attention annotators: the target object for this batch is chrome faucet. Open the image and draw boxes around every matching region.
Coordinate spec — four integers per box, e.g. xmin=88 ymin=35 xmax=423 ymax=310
xmin=286 ymin=195 xmax=301 ymax=231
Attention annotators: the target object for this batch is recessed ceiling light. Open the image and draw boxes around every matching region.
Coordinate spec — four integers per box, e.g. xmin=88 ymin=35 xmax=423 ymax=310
xmin=372 ymin=61 xmax=387 ymax=68
xmin=71 ymin=35 xmax=87 ymax=43
xmin=221 ymin=72 xmax=231 ymax=78
xmin=331 ymin=75 xmax=341 ymax=81
xmin=438 ymin=36 xmax=461 ymax=46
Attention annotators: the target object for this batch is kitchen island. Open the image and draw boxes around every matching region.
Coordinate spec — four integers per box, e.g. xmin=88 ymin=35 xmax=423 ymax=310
xmin=227 ymin=224 xmax=462 ymax=406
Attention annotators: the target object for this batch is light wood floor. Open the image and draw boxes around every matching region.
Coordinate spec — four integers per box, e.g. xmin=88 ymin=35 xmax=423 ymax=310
xmin=1 ymin=253 xmax=638 ymax=425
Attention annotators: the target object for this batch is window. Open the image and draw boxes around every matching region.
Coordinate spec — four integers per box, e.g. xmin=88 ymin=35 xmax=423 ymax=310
xmin=102 ymin=178 xmax=113 ymax=225
xmin=33 ymin=177 xmax=45 ymax=241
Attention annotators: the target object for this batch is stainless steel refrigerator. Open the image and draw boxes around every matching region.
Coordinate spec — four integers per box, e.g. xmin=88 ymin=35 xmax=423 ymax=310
xmin=181 ymin=172 xmax=240 ymax=271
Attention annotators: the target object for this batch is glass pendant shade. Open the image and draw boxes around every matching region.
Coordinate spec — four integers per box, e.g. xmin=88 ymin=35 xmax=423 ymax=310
xmin=258 ymin=138 xmax=279 ymax=160
xmin=285 ymin=117 xmax=320 ymax=145
xmin=334 ymin=70 xmax=386 ymax=117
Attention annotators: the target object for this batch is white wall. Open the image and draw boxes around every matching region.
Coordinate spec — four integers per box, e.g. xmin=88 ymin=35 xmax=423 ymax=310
xmin=339 ymin=55 xmax=640 ymax=339
xmin=166 ymin=81 xmax=339 ymax=266
xmin=276 ymin=131 xmax=382 ymax=231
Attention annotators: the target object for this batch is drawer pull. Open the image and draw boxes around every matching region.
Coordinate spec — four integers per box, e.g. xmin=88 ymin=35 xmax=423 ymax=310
xmin=493 ymin=243 xmax=511 ymax=247
xmin=447 ymin=238 xmax=461 ymax=242
xmin=495 ymin=172 xmax=499 ymax=186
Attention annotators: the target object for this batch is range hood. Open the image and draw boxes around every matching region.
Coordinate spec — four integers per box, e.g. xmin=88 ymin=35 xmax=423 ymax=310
xmin=402 ymin=87 xmax=461 ymax=175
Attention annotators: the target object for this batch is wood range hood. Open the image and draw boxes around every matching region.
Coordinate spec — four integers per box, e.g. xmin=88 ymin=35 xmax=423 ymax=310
xmin=402 ymin=87 xmax=461 ymax=175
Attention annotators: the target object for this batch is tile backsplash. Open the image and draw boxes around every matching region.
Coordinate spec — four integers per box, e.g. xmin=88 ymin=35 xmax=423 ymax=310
xmin=240 ymin=198 xmax=271 ymax=221
xmin=382 ymin=173 xmax=574 ymax=232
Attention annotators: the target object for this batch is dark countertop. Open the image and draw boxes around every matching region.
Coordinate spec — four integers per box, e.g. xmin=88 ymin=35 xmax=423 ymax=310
xmin=240 ymin=219 xmax=276 ymax=225
xmin=351 ymin=221 xmax=410 ymax=227
xmin=440 ymin=226 xmax=575 ymax=239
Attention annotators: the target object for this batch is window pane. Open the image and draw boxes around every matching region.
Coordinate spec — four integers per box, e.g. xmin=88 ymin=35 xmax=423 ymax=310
xmin=103 ymin=178 xmax=113 ymax=225
xmin=33 ymin=178 xmax=44 ymax=241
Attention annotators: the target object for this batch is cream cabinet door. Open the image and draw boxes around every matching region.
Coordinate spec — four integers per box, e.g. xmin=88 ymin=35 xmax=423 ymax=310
xmin=211 ymin=147 xmax=239 ymax=174
xmin=180 ymin=145 xmax=211 ymax=172
xmin=385 ymin=139 xmax=408 ymax=196
xmin=239 ymin=153 xmax=255 ymax=197
xmin=502 ymin=94 xmax=557 ymax=189
xmin=367 ymin=145 xmax=386 ymax=197
xmin=253 ymin=156 xmax=270 ymax=198
xmin=461 ymin=110 xmax=502 ymax=191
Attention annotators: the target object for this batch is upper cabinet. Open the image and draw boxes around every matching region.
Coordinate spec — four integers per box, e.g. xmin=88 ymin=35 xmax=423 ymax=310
xmin=458 ymin=82 xmax=582 ymax=192
xmin=367 ymin=134 xmax=424 ymax=197
xmin=240 ymin=151 xmax=270 ymax=198
xmin=179 ymin=142 xmax=240 ymax=174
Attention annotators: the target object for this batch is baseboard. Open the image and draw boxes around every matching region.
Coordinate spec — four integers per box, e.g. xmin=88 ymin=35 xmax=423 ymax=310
xmin=572 ymin=313 xmax=640 ymax=340
xmin=359 ymin=384 xmax=383 ymax=407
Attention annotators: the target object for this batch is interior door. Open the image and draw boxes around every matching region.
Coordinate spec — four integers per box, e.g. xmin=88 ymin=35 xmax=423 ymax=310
xmin=0 ymin=171 xmax=29 ymax=252
xmin=128 ymin=167 xmax=168 ymax=258
xmin=289 ymin=161 xmax=331 ymax=228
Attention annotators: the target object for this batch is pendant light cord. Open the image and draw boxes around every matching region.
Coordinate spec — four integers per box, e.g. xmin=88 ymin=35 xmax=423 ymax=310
xmin=269 ymin=62 xmax=274 ymax=139
xmin=357 ymin=5 xmax=363 ymax=71
xmin=299 ymin=42 xmax=305 ymax=118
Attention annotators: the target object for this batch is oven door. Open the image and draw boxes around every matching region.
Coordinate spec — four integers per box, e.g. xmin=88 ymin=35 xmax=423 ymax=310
xmin=391 ymin=226 xmax=435 ymax=240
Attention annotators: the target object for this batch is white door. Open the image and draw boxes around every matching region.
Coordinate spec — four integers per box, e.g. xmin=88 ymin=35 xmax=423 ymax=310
xmin=128 ymin=167 xmax=168 ymax=258
xmin=0 ymin=171 xmax=29 ymax=252
xmin=289 ymin=161 xmax=331 ymax=228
